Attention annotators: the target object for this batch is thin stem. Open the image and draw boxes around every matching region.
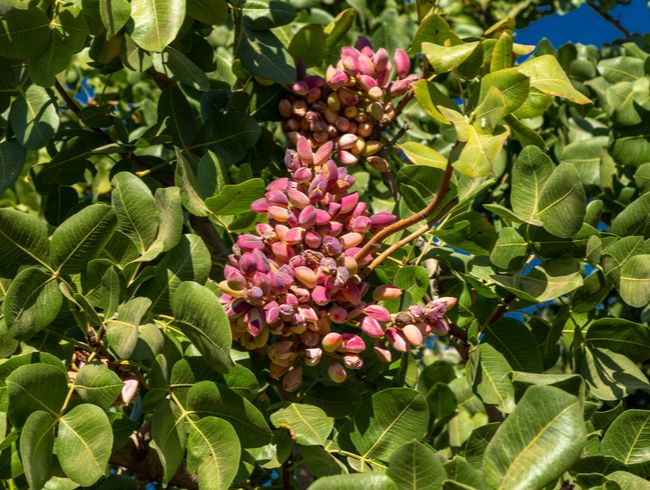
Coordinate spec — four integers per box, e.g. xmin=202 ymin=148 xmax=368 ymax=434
xmin=327 ymin=449 xmax=387 ymax=469
xmin=354 ymin=151 xmax=456 ymax=262
xmin=54 ymin=80 xmax=174 ymax=185
xmin=365 ymin=198 xmax=458 ymax=272
xmin=587 ymin=1 xmax=632 ymax=39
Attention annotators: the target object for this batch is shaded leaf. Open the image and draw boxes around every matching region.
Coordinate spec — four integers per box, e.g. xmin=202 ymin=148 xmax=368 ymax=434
xmin=483 ymin=385 xmax=586 ymax=489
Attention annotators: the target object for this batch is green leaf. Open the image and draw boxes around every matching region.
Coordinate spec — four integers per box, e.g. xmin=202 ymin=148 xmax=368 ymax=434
xmin=186 ymin=417 xmax=241 ymax=490
xmin=349 ymin=388 xmax=429 ymax=462
xmin=444 ymin=456 xmax=483 ymax=489
xmin=238 ymin=28 xmax=296 ymax=84
xmin=483 ymin=385 xmax=587 ymax=490
xmin=0 ymin=208 xmax=50 ymax=277
xmin=50 ymin=203 xmax=117 ymax=274
xmin=504 ymin=114 xmax=545 ymax=148
xmin=619 ymin=254 xmax=650 ymax=307
xmin=151 ymin=399 xmax=187 ymax=484
xmin=0 ymin=8 xmax=51 ymax=59
xmin=602 ymin=410 xmax=650 ymax=466
xmin=171 ymin=281 xmax=233 ymax=373
xmin=483 ymin=318 xmax=543 ymax=373
xmin=490 ymin=32 xmax=513 ymax=72
xmin=4 ymin=267 xmax=62 ymax=340
xmin=479 ymin=69 xmax=529 ymax=115
xmin=20 ymin=411 xmax=55 ymax=490
xmin=0 ymin=140 xmax=26 ymax=193
xmin=310 ymin=474 xmax=397 ymax=490
xmin=187 ymin=0 xmax=227 ymax=25
xmin=158 ymin=47 xmax=210 ymax=91
xmin=55 ymin=404 xmax=113 ymax=487
xmin=465 ymin=423 xmax=499 ymax=467
xmin=586 ymin=318 xmax=650 ymax=363
xmin=205 ymin=179 xmax=266 ymax=216
xmin=515 ymin=54 xmax=592 ymax=105
xmin=100 ymin=0 xmax=131 ymax=39
xmin=559 ymin=138 xmax=607 ymax=187
xmin=242 ymin=0 xmax=295 ymax=30
xmin=535 ymin=163 xmax=586 ymax=238
xmin=410 ymin=12 xmax=459 ymax=55
xmin=422 ymin=41 xmax=480 ymax=73
xmin=187 ymin=381 xmax=272 ymax=448
xmin=270 ymin=404 xmax=334 ymax=446
xmin=607 ymin=471 xmax=650 ymax=490
xmin=511 ymin=372 xmax=585 ymax=401
xmin=472 ymin=343 xmax=515 ymax=413
xmin=489 ymin=227 xmax=528 ymax=270
xmin=9 ymin=85 xmax=60 ymax=149
xmin=387 ymin=440 xmax=446 ymax=490
xmin=141 ymin=234 xmax=211 ymax=313
xmin=610 ymin=193 xmax=650 ymax=239
xmin=106 ymin=297 xmax=152 ymax=359
xmin=413 ymin=79 xmax=460 ymax=125
xmin=198 ymin=112 xmax=261 ymax=166
xmin=130 ymin=0 xmax=186 ymax=52
xmin=136 ymin=186 xmax=183 ymax=262
xmin=473 ymin=86 xmax=506 ymax=133
xmin=492 ymin=258 xmax=583 ymax=302
xmin=399 ymin=142 xmax=447 ymax=168
xmin=74 ymin=364 xmax=124 ymax=409
xmin=598 ymin=56 xmax=645 ymax=83
xmin=6 ymin=363 xmax=68 ymax=427
xmin=601 ymin=236 xmax=645 ymax=283
xmin=579 ymin=347 xmax=650 ymax=401
xmin=175 ymin=150 xmax=210 ymax=216
xmin=111 ymin=172 xmax=161 ymax=255
xmin=453 ymin=127 xmax=509 ymax=177
xmin=289 ymin=24 xmax=325 ymax=68
xmin=158 ymin=84 xmax=199 ymax=148
xmin=323 ymin=8 xmax=356 ymax=61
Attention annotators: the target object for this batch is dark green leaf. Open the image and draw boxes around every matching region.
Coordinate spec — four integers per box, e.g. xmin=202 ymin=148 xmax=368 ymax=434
xmin=349 ymin=388 xmax=429 ymax=462
xmin=50 ymin=203 xmax=117 ymax=274
xmin=205 ymin=179 xmax=265 ymax=216
xmin=238 ymin=28 xmax=296 ymax=84
xmin=387 ymin=440 xmax=446 ymax=490
xmin=20 ymin=411 xmax=55 ymax=490
xmin=483 ymin=385 xmax=587 ymax=489
xmin=6 ymin=363 xmax=68 ymax=427
xmin=0 ymin=141 xmax=25 ymax=193
xmin=4 ymin=267 xmax=62 ymax=340
xmin=9 ymin=85 xmax=60 ymax=149
xmin=187 ymin=381 xmax=272 ymax=448
xmin=171 ymin=281 xmax=233 ymax=373
xmin=270 ymin=404 xmax=334 ymax=446
xmin=130 ymin=0 xmax=186 ymax=52
xmin=74 ymin=364 xmax=124 ymax=409
xmin=186 ymin=417 xmax=241 ymax=490
xmin=55 ymin=404 xmax=113 ymax=486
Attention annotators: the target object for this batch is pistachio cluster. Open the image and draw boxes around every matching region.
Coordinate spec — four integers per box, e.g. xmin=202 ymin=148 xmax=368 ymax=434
xmin=280 ymin=40 xmax=419 ymax=172
xmin=220 ymin=43 xmax=454 ymax=391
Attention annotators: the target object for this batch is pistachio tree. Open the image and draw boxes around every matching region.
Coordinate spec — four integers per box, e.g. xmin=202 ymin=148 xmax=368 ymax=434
xmin=0 ymin=0 xmax=648 ymax=489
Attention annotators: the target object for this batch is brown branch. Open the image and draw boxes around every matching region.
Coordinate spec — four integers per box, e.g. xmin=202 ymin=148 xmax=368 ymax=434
xmin=587 ymin=1 xmax=632 ymax=39
xmin=365 ymin=197 xmax=457 ymax=272
xmin=354 ymin=152 xmax=456 ymax=262
xmin=55 ymin=80 xmax=112 ymax=145
xmin=110 ymin=434 xmax=199 ymax=489
xmin=55 ymin=81 xmax=174 ymax=185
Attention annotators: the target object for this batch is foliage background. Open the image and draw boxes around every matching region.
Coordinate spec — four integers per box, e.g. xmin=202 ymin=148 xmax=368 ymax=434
xmin=0 ymin=0 xmax=649 ymax=489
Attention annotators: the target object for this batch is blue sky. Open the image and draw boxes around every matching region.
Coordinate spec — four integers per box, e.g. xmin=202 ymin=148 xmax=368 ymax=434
xmin=516 ymin=0 xmax=649 ymax=47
